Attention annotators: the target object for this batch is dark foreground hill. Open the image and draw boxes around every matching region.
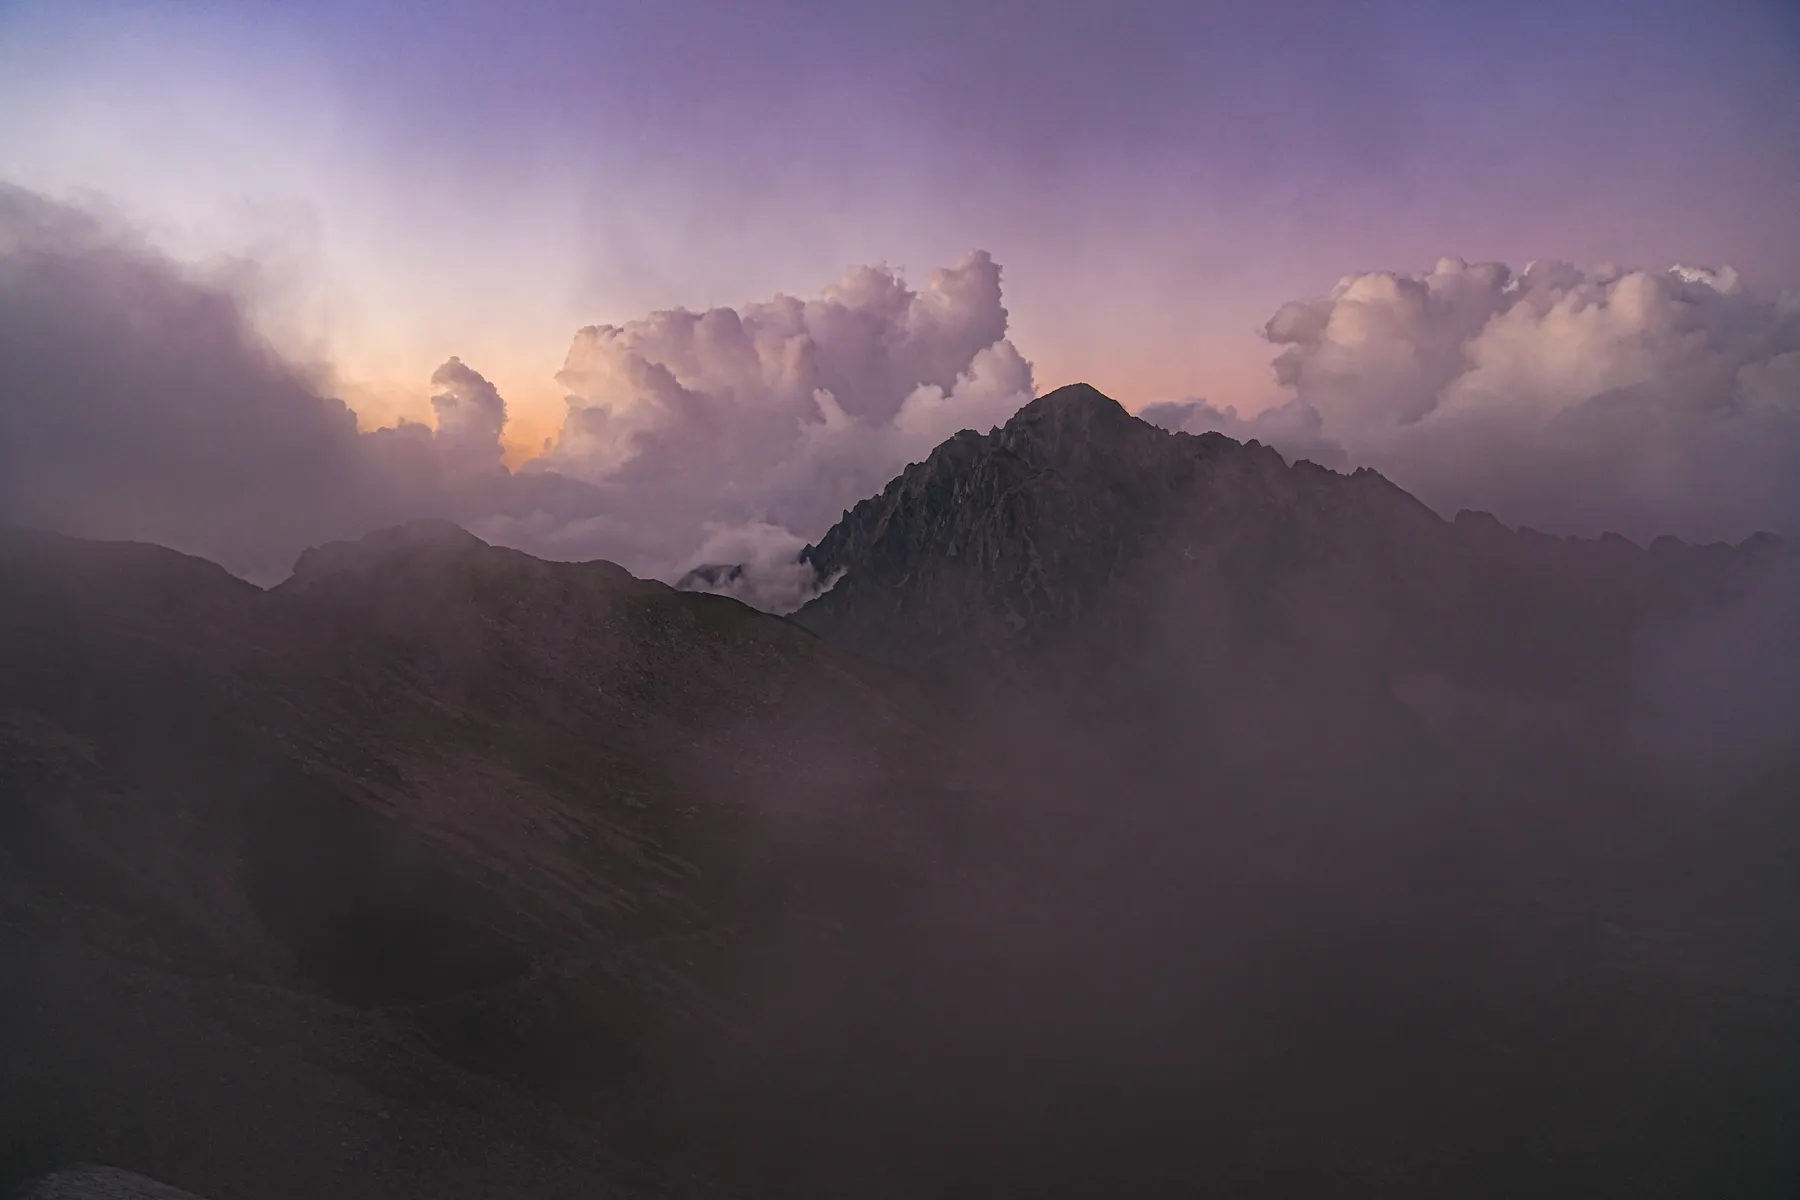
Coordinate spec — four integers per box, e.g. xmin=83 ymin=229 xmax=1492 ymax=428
xmin=5 ymin=392 xmax=1800 ymax=1199
xmin=0 ymin=519 xmax=992 ymax=1198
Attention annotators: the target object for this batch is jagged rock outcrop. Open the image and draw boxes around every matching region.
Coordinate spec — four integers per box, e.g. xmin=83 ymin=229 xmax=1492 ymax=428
xmin=797 ymin=383 xmax=1785 ymax=738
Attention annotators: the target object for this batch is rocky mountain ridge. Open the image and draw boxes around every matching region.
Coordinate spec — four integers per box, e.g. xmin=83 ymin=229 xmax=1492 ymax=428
xmin=795 ymin=383 xmax=1785 ymax=743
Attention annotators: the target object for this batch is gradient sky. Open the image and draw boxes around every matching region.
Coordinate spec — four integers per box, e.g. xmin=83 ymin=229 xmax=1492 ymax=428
xmin=3 ymin=0 xmax=1798 ymax=460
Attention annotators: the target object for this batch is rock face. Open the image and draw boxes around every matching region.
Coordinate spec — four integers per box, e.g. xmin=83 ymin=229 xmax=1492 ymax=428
xmin=797 ymin=382 xmax=1782 ymax=739
xmin=19 ymin=1167 xmax=210 ymax=1200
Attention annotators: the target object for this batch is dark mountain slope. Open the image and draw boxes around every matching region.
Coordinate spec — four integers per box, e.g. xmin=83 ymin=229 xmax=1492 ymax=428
xmin=797 ymin=383 xmax=1777 ymax=729
xmin=776 ymin=384 xmax=1800 ymax=1198
xmin=2 ymin=518 xmax=928 ymax=987
xmin=0 ymin=520 xmax=981 ymax=1199
xmin=4 ymin=395 xmax=1797 ymax=1200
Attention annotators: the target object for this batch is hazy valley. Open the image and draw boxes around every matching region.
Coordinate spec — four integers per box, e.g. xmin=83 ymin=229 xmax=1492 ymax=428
xmin=4 ymin=387 xmax=1797 ymax=1198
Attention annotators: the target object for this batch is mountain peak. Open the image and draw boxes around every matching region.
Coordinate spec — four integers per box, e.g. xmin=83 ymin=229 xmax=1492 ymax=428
xmin=1006 ymin=383 xmax=1134 ymax=435
xmin=282 ymin=519 xmax=491 ymax=589
xmin=988 ymin=383 xmax=1164 ymax=476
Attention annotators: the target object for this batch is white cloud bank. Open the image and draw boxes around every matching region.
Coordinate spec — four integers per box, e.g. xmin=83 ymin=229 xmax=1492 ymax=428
xmin=0 ymin=186 xmax=1031 ymax=607
xmin=6 ymin=184 xmax=1795 ymax=612
xmin=479 ymin=249 xmax=1034 ymax=601
xmin=1144 ymin=258 xmax=1800 ymax=544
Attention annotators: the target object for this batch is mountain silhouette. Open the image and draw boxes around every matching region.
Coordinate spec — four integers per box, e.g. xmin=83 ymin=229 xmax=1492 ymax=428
xmin=799 ymin=382 xmax=1775 ymax=690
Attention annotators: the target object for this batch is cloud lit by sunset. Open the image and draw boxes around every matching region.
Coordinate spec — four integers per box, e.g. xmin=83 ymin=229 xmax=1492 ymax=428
xmin=2 ymin=0 xmax=1797 ymax=586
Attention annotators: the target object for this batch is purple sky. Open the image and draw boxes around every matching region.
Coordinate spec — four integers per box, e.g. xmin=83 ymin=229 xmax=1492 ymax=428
xmin=2 ymin=0 xmax=1798 ymax=454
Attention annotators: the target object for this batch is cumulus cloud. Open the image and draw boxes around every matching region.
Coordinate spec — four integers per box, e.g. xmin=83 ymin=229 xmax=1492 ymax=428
xmin=523 ymin=251 xmax=1033 ymax=576
xmin=1147 ymin=258 xmax=1800 ymax=544
xmin=0 ymin=185 xmax=601 ymax=581
xmin=0 ymin=185 xmax=372 ymax=580
xmin=0 ymin=186 xmax=1032 ymax=607
xmin=427 ymin=355 xmax=508 ymax=472
xmin=674 ymin=521 xmax=846 ymax=614
xmin=26 ymin=175 xmax=1789 ymax=610
xmin=470 ymin=256 xmax=1035 ymax=605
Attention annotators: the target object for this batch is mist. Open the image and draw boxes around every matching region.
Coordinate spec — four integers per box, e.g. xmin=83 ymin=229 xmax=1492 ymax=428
xmin=1629 ymin=553 xmax=1800 ymax=790
xmin=4 ymin=178 xmax=1800 ymax=1199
